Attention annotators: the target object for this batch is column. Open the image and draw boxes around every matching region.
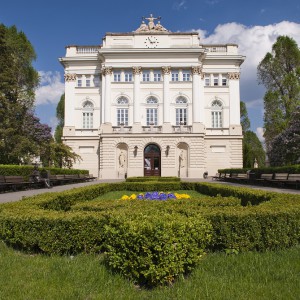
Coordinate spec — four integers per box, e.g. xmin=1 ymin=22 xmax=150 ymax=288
xmin=133 ymin=66 xmax=142 ymax=123
xmin=100 ymin=70 xmax=105 ymax=125
xmin=228 ymin=72 xmax=241 ymax=125
xmin=104 ymin=67 xmax=112 ymax=123
xmin=192 ymin=66 xmax=202 ymax=123
xmin=162 ymin=66 xmax=171 ymax=123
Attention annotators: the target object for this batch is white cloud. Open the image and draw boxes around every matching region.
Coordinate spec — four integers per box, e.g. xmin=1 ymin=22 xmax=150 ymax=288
xmin=173 ymin=0 xmax=187 ymax=10
xmin=256 ymin=127 xmax=265 ymax=143
xmin=35 ymin=71 xmax=64 ymax=105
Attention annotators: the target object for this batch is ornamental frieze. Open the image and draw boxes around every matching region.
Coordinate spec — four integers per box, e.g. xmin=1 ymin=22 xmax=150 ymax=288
xmin=132 ymin=66 xmax=142 ymax=75
xmin=162 ymin=66 xmax=171 ymax=75
xmin=228 ymin=72 xmax=240 ymax=80
xmin=64 ymin=73 xmax=77 ymax=82
xmin=192 ymin=66 xmax=202 ymax=75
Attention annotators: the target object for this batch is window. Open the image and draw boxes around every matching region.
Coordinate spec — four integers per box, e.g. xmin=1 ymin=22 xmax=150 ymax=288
xmin=86 ymin=76 xmax=91 ymax=87
xmin=82 ymin=100 xmax=94 ymax=129
xmin=117 ymin=109 xmax=128 ymax=125
xmin=222 ymin=75 xmax=227 ymax=86
xmin=213 ymin=75 xmax=219 ymax=86
xmin=153 ymin=71 xmax=161 ymax=82
xmin=125 ymin=71 xmax=132 ymax=82
xmin=117 ymin=96 xmax=129 ymax=105
xmin=143 ymin=71 xmax=150 ymax=82
xmin=114 ymin=71 xmax=121 ymax=82
xmin=182 ymin=70 xmax=191 ymax=81
xmin=205 ymin=75 xmax=210 ymax=86
xmin=147 ymin=96 xmax=158 ymax=104
xmin=172 ymin=71 xmax=179 ymax=82
xmin=146 ymin=108 xmax=158 ymax=125
xmin=176 ymin=108 xmax=187 ymax=125
xmin=77 ymin=76 xmax=82 ymax=87
xmin=211 ymin=100 xmax=223 ymax=128
xmin=176 ymin=96 xmax=187 ymax=104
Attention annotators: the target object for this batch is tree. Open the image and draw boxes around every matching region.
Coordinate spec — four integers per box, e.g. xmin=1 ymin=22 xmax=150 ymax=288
xmin=54 ymin=93 xmax=65 ymax=143
xmin=0 ymin=24 xmax=49 ymax=164
xmin=257 ymin=36 xmax=300 ymax=153
xmin=240 ymin=101 xmax=265 ymax=168
xmin=268 ymin=106 xmax=300 ymax=166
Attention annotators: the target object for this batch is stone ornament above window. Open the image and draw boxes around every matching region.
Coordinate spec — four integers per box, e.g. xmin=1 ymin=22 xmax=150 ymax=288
xmin=135 ymin=14 xmax=170 ymax=33
xmin=64 ymin=73 xmax=77 ymax=81
xmin=162 ymin=66 xmax=171 ymax=75
xmin=228 ymin=72 xmax=240 ymax=80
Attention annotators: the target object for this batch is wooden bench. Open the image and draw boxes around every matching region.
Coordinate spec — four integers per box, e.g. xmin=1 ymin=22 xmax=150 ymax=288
xmin=230 ymin=173 xmax=249 ymax=183
xmin=281 ymin=174 xmax=300 ymax=189
xmin=256 ymin=174 xmax=273 ymax=185
xmin=269 ymin=173 xmax=289 ymax=187
xmin=3 ymin=176 xmax=31 ymax=191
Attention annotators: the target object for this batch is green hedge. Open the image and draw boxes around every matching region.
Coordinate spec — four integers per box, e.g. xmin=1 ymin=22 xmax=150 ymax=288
xmin=219 ymin=164 xmax=300 ymax=176
xmin=0 ymin=181 xmax=300 ymax=287
xmin=0 ymin=164 xmax=89 ymax=178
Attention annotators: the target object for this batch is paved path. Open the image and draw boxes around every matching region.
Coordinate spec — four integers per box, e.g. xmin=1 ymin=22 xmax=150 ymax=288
xmin=0 ymin=177 xmax=299 ymax=204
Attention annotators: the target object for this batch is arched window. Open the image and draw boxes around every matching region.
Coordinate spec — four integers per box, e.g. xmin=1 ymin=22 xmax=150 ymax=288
xmin=146 ymin=96 xmax=158 ymax=125
xmin=82 ymin=100 xmax=94 ymax=129
xmin=211 ymin=99 xmax=223 ymax=128
xmin=116 ymin=96 xmax=129 ymax=125
xmin=175 ymin=96 xmax=188 ymax=125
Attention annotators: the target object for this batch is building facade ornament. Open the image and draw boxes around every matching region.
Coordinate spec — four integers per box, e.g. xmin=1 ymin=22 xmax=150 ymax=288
xmin=228 ymin=72 xmax=240 ymax=80
xmin=162 ymin=66 xmax=171 ymax=75
xmin=64 ymin=73 xmax=77 ymax=81
xmin=135 ymin=14 xmax=170 ymax=33
xmin=101 ymin=66 xmax=113 ymax=76
xmin=132 ymin=66 xmax=142 ymax=75
xmin=191 ymin=66 xmax=202 ymax=75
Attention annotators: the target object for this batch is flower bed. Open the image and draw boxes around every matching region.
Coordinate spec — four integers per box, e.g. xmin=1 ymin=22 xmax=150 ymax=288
xmin=120 ymin=191 xmax=190 ymax=200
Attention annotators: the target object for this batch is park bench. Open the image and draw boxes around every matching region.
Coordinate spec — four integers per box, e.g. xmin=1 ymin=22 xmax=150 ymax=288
xmin=281 ymin=174 xmax=300 ymax=189
xmin=230 ymin=173 xmax=249 ymax=183
xmin=256 ymin=174 xmax=273 ymax=185
xmin=4 ymin=176 xmax=31 ymax=191
xmin=269 ymin=173 xmax=289 ymax=187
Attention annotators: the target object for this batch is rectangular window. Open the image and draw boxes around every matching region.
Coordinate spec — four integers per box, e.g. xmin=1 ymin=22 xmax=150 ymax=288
xmin=222 ymin=75 xmax=227 ymax=86
xmin=176 ymin=108 xmax=187 ymax=125
xmin=86 ymin=76 xmax=91 ymax=87
xmin=146 ymin=108 xmax=158 ymax=125
xmin=125 ymin=72 xmax=132 ymax=82
xmin=205 ymin=75 xmax=210 ymax=86
xmin=117 ymin=109 xmax=128 ymax=125
xmin=77 ymin=77 xmax=82 ymax=87
xmin=211 ymin=111 xmax=222 ymax=128
xmin=153 ymin=71 xmax=161 ymax=82
xmin=83 ymin=112 xmax=93 ymax=129
xmin=172 ymin=71 xmax=179 ymax=82
xmin=114 ymin=72 xmax=121 ymax=82
xmin=182 ymin=71 xmax=191 ymax=82
xmin=213 ymin=75 xmax=219 ymax=86
xmin=143 ymin=71 xmax=150 ymax=82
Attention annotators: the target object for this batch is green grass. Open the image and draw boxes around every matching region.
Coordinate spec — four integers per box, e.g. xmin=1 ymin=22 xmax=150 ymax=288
xmin=1 ymin=241 xmax=299 ymax=300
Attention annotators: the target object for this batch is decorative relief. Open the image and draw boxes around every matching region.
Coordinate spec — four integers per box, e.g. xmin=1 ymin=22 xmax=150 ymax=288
xmin=135 ymin=14 xmax=170 ymax=33
xmin=228 ymin=72 xmax=240 ymax=80
xmin=64 ymin=73 xmax=77 ymax=82
xmin=191 ymin=66 xmax=202 ymax=75
xmin=101 ymin=67 xmax=112 ymax=76
xmin=162 ymin=66 xmax=171 ymax=75
xmin=132 ymin=66 xmax=142 ymax=75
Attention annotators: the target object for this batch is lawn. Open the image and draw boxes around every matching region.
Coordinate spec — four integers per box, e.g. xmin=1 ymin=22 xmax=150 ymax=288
xmin=0 ymin=241 xmax=299 ymax=300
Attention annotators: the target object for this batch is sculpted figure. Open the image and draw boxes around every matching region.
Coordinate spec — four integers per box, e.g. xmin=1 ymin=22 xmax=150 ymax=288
xmin=179 ymin=150 xmax=186 ymax=168
xmin=155 ymin=21 xmax=168 ymax=32
xmin=143 ymin=14 xmax=161 ymax=30
xmin=119 ymin=151 xmax=126 ymax=169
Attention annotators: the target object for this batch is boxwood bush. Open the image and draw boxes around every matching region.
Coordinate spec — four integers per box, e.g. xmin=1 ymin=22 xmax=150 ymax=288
xmin=0 ymin=181 xmax=300 ymax=287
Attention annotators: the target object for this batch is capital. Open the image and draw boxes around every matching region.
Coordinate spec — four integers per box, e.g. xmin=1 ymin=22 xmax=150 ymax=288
xmin=132 ymin=66 xmax=142 ymax=75
xmin=101 ymin=67 xmax=112 ymax=76
xmin=162 ymin=66 xmax=171 ymax=75
xmin=64 ymin=73 xmax=77 ymax=82
xmin=228 ymin=72 xmax=240 ymax=80
xmin=191 ymin=66 xmax=202 ymax=75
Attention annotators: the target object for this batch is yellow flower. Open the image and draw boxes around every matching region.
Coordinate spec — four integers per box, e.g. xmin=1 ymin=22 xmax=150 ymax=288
xmin=130 ymin=194 xmax=137 ymax=200
xmin=121 ymin=195 xmax=129 ymax=200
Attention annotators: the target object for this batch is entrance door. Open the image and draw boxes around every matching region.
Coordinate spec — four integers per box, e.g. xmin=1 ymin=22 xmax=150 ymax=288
xmin=144 ymin=144 xmax=161 ymax=176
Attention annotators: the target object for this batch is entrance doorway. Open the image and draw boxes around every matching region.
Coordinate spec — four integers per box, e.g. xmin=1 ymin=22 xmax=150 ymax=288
xmin=144 ymin=144 xmax=161 ymax=176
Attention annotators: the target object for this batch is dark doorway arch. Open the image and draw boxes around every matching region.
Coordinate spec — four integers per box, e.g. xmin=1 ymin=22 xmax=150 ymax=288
xmin=144 ymin=144 xmax=161 ymax=176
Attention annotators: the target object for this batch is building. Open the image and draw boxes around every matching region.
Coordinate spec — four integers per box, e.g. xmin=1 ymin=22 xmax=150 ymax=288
xmin=59 ymin=15 xmax=245 ymax=179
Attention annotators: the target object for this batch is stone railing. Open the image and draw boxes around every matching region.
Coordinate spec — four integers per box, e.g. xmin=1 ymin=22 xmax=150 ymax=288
xmin=112 ymin=126 xmax=132 ymax=133
xmin=142 ymin=126 xmax=162 ymax=133
xmin=204 ymin=46 xmax=227 ymax=53
xmin=76 ymin=46 xmax=100 ymax=54
xmin=172 ymin=125 xmax=192 ymax=133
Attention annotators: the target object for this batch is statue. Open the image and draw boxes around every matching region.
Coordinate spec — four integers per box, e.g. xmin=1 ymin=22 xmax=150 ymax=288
xmin=155 ymin=21 xmax=168 ymax=32
xmin=143 ymin=14 xmax=161 ymax=30
xmin=119 ymin=151 xmax=126 ymax=169
xmin=179 ymin=150 xmax=186 ymax=168
xmin=136 ymin=21 xmax=148 ymax=32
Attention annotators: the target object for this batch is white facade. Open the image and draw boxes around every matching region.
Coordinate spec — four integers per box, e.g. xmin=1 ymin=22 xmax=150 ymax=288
xmin=59 ymin=16 xmax=245 ymax=179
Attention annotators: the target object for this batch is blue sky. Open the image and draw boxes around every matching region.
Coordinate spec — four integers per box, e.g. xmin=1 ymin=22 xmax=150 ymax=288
xmin=1 ymin=0 xmax=300 ymax=141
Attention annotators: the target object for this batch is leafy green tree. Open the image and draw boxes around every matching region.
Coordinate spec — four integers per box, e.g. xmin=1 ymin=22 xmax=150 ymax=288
xmin=54 ymin=93 xmax=65 ymax=143
xmin=240 ymin=101 xmax=265 ymax=168
xmin=0 ymin=24 xmax=47 ymax=164
xmin=257 ymin=35 xmax=300 ymax=154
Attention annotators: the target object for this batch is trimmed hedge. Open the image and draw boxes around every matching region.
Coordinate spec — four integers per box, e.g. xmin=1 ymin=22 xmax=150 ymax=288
xmin=219 ymin=164 xmax=300 ymax=176
xmin=126 ymin=176 xmax=180 ymax=182
xmin=0 ymin=164 xmax=89 ymax=178
xmin=0 ymin=181 xmax=300 ymax=286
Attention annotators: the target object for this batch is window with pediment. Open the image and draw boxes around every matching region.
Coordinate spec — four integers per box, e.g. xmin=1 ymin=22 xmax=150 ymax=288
xmin=82 ymin=100 xmax=94 ymax=129
xmin=175 ymin=96 xmax=188 ymax=125
xmin=211 ymin=99 xmax=223 ymax=128
xmin=116 ymin=96 xmax=129 ymax=125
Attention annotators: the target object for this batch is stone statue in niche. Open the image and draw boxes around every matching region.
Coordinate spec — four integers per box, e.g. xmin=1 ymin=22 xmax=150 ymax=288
xmin=119 ymin=150 xmax=127 ymax=169
xmin=179 ymin=149 xmax=186 ymax=168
